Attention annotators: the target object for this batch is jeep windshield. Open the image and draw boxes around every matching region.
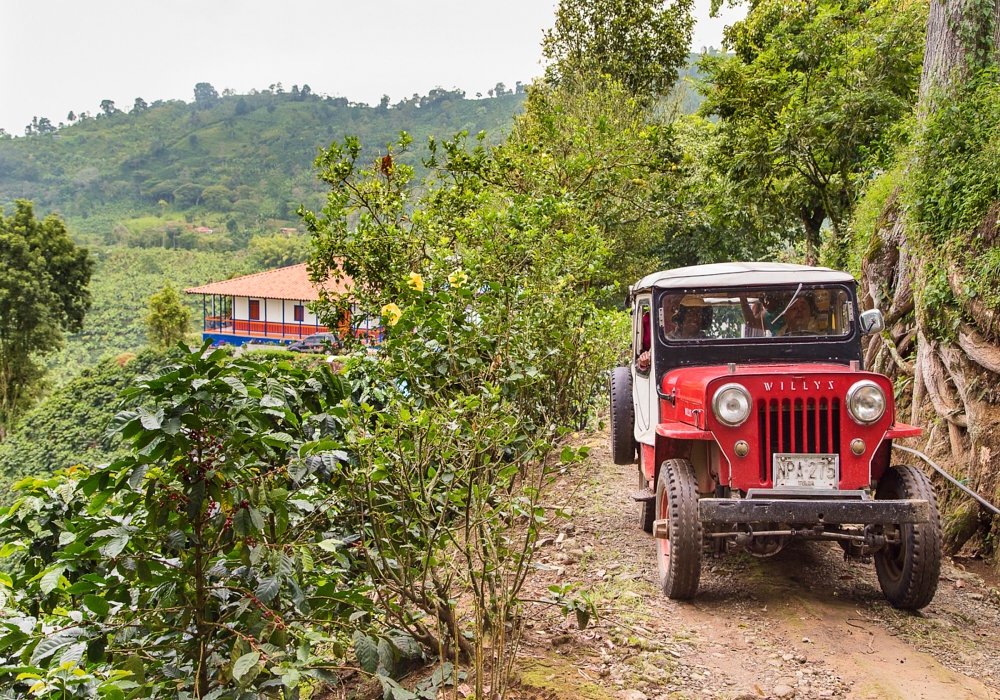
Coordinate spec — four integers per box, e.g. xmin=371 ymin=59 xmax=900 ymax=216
xmin=658 ymin=286 xmax=854 ymax=342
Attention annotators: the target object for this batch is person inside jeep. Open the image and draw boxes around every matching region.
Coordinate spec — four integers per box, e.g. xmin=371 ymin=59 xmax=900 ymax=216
xmin=669 ymin=304 xmax=712 ymax=339
xmin=776 ymin=295 xmax=818 ymax=336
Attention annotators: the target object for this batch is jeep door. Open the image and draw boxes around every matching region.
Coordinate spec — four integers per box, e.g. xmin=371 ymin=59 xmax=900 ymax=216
xmin=632 ymin=295 xmax=656 ymax=445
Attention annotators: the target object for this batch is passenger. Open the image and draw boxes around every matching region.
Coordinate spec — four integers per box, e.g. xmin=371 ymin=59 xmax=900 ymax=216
xmin=637 ymin=309 xmax=652 ymax=371
xmin=777 ymin=295 xmax=818 ymax=336
xmin=757 ymin=292 xmax=789 ymax=335
xmin=669 ymin=305 xmax=712 ymax=339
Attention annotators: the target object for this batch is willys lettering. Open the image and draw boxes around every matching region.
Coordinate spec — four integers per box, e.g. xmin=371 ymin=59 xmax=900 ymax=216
xmin=762 ymin=380 xmax=836 ymax=391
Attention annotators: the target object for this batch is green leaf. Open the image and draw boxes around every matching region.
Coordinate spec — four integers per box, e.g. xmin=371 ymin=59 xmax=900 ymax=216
xmin=30 ymin=628 xmax=84 ymax=665
xmin=187 ymin=479 xmax=206 ymax=521
xmin=377 ymin=637 xmax=395 ymax=676
xmin=300 ymin=546 xmax=315 ymax=572
xmin=354 ymin=631 xmax=379 ymax=674
xmin=84 ymin=594 xmax=110 ymax=616
xmin=223 ymin=376 xmax=249 ymax=397
xmin=232 ymin=650 xmax=260 ymax=681
xmin=127 ymin=464 xmax=148 ymax=491
xmin=249 ymin=507 xmax=265 ymax=531
xmin=317 ymin=538 xmax=344 ymax=552
xmin=255 ymin=577 xmax=280 ymax=604
xmin=123 ymin=654 xmax=146 ymax=684
xmin=39 ymin=566 xmax=65 ymax=595
xmin=138 ymin=407 xmax=164 ymax=430
xmin=233 ymin=508 xmax=253 ymax=536
xmin=100 ymin=535 xmax=129 ymax=558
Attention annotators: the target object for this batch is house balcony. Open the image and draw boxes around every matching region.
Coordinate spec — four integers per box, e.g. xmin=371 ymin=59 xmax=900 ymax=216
xmin=204 ymin=315 xmax=329 ymax=343
xmin=202 ymin=315 xmax=382 ymax=346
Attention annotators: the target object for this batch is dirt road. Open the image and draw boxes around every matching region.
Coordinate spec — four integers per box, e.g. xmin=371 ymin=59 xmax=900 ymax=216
xmin=514 ymin=432 xmax=1000 ymax=700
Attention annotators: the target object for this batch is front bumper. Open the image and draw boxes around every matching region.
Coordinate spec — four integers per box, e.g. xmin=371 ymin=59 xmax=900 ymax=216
xmin=699 ymin=498 xmax=930 ymax=525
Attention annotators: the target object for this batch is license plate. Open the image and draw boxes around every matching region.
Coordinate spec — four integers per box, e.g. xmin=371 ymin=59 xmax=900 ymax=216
xmin=772 ymin=453 xmax=839 ymax=489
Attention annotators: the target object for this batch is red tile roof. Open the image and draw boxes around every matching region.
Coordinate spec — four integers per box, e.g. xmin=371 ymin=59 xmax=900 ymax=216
xmin=184 ymin=263 xmax=351 ymax=301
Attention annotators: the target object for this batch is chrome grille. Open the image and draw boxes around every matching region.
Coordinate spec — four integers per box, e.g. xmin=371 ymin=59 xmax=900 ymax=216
xmin=757 ymin=397 xmax=840 ymax=482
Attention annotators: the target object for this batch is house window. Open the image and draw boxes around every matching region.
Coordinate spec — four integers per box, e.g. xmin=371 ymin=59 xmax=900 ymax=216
xmin=293 ymin=305 xmax=305 ymax=322
xmin=249 ymin=300 xmax=260 ymax=320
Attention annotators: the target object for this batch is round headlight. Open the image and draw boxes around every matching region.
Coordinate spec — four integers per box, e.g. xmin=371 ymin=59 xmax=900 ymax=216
xmin=847 ymin=380 xmax=886 ymax=424
xmin=713 ymin=383 xmax=752 ymax=427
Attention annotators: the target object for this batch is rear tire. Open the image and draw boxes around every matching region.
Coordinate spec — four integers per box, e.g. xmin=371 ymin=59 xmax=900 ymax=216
xmin=610 ymin=367 xmax=636 ymax=465
xmin=655 ymin=459 xmax=702 ymax=599
xmin=874 ymin=465 xmax=942 ymax=610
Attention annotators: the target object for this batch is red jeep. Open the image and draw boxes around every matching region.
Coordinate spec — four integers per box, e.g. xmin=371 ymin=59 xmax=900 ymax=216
xmin=609 ymin=263 xmax=941 ymax=609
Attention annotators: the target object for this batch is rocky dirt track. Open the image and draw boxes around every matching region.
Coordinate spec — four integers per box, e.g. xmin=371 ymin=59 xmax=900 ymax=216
xmin=512 ymin=431 xmax=1000 ymax=700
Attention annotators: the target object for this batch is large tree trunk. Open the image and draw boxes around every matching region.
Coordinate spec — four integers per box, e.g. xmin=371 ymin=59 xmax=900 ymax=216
xmin=861 ymin=0 xmax=1000 ymax=556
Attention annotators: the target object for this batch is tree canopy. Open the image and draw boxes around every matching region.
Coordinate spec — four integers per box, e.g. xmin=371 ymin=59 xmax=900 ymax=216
xmin=542 ymin=0 xmax=696 ymax=99
xmin=0 ymin=201 xmax=92 ymax=437
xmin=697 ymin=0 xmax=926 ymax=264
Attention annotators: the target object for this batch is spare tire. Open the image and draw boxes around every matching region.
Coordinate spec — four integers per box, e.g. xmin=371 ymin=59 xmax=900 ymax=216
xmin=610 ymin=366 xmax=636 ymax=465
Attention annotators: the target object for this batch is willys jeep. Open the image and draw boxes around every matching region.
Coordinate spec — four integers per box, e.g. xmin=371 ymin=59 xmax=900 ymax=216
xmin=609 ymin=262 xmax=942 ymax=609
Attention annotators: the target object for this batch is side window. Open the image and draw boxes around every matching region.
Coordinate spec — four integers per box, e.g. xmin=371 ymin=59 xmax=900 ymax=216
xmin=634 ymin=299 xmax=651 ymax=374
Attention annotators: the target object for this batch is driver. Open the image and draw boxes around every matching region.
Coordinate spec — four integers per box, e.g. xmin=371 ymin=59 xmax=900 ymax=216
xmin=778 ymin=295 xmax=818 ymax=336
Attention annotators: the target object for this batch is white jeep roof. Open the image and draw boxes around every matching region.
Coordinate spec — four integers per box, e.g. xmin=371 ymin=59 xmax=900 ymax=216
xmin=634 ymin=262 xmax=855 ymax=291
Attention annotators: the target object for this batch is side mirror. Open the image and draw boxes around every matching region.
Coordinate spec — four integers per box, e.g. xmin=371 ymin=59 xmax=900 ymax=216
xmin=859 ymin=309 xmax=885 ymax=336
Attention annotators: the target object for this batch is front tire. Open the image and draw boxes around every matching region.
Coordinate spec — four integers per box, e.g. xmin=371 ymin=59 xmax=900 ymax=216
xmin=874 ymin=465 xmax=942 ymax=610
xmin=655 ymin=459 xmax=702 ymax=599
xmin=610 ymin=367 xmax=636 ymax=465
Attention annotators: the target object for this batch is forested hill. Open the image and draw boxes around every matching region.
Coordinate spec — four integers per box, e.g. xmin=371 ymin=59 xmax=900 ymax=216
xmin=0 ymin=86 xmax=527 ymax=242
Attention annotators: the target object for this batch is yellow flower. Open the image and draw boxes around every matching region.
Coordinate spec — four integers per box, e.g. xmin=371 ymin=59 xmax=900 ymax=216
xmin=381 ymin=303 xmax=402 ymax=326
xmin=406 ymin=272 xmax=424 ymax=292
xmin=448 ymin=269 xmax=469 ymax=288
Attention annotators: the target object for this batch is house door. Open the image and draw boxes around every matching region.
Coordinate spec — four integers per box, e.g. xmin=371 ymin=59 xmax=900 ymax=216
xmin=632 ymin=295 xmax=656 ymax=446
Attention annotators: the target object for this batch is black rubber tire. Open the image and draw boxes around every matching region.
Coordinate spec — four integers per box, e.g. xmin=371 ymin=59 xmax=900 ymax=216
xmin=874 ymin=465 xmax=942 ymax=610
xmin=609 ymin=366 xmax=636 ymax=466
xmin=654 ymin=459 xmax=702 ymax=599
xmin=639 ymin=469 xmax=655 ymax=534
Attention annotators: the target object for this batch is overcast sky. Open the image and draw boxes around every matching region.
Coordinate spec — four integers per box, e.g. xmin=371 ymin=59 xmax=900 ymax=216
xmin=0 ymin=0 xmax=745 ymax=134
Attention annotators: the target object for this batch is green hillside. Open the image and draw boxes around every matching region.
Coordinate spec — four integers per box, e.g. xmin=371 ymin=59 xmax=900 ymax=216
xmin=43 ymin=247 xmax=259 ymax=386
xmin=0 ymin=86 xmax=527 ymax=245
xmin=0 ymin=348 xmax=175 ymax=490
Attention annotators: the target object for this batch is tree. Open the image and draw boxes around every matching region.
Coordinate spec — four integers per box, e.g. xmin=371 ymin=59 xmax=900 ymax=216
xmin=200 ymin=184 xmax=234 ymax=211
xmin=36 ymin=117 xmax=56 ymax=135
xmin=852 ymin=0 xmax=1000 ymax=551
xmin=99 ymin=99 xmax=116 ymax=117
xmin=0 ymin=201 xmax=92 ymax=438
xmin=542 ymin=0 xmax=695 ymax=100
xmin=697 ymin=0 xmax=926 ymax=264
xmin=133 ymin=96 xmax=147 ymax=113
xmin=234 ymin=97 xmax=250 ymax=115
xmin=145 ymin=283 xmax=190 ymax=348
xmin=248 ymin=233 xmax=310 ymax=268
xmin=66 ymin=111 xmax=76 ymax=122
xmin=193 ymin=81 xmax=219 ymax=106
